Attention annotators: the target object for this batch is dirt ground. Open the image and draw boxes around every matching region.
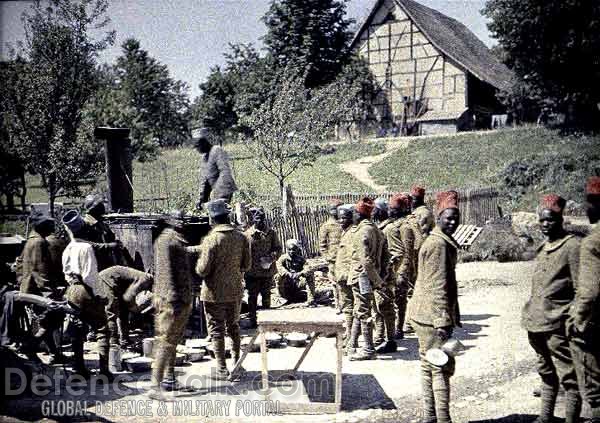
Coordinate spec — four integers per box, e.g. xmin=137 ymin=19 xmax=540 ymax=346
xmin=0 ymin=260 xmax=591 ymax=422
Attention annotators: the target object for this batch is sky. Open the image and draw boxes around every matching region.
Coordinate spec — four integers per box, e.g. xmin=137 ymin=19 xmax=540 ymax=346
xmin=0 ymin=0 xmax=493 ymax=100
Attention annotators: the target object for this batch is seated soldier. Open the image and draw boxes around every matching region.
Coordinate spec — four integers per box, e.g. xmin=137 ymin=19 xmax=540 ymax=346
xmin=274 ymin=239 xmax=316 ymax=306
xmin=95 ymin=265 xmax=153 ymax=349
xmin=62 ymin=209 xmax=113 ymax=381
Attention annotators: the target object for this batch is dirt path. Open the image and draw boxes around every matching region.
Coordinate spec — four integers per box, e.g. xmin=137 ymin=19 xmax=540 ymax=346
xmin=339 ymin=140 xmax=408 ymax=193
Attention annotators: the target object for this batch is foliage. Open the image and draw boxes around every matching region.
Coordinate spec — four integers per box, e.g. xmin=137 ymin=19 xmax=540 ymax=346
xmin=2 ymin=0 xmax=114 ymax=214
xmin=483 ymin=0 xmax=600 ymax=127
xmin=370 ymin=127 xmax=600 ymax=211
xmin=262 ymin=0 xmax=354 ymax=88
xmin=90 ymin=38 xmax=190 ymax=160
xmin=239 ymin=70 xmax=356 ymax=197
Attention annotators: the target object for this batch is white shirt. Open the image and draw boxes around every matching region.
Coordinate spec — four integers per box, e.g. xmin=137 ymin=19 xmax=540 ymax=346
xmin=62 ymin=240 xmax=98 ymax=288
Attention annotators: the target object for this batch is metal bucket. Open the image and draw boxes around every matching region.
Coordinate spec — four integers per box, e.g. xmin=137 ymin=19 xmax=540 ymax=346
xmin=109 ymin=346 xmax=122 ymax=372
xmin=143 ymin=337 xmax=154 ymax=358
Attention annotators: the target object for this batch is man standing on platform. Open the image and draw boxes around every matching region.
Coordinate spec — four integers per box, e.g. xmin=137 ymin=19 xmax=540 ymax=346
xmin=372 ymin=198 xmax=397 ymax=353
xmin=196 ymin=199 xmax=250 ymax=380
xmin=149 ymin=211 xmax=194 ymax=397
xmin=410 ymin=191 xmax=461 ymax=423
xmin=244 ymin=207 xmax=281 ymax=328
xmin=522 ymin=194 xmax=581 ymax=423
xmin=319 ymin=200 xmax=343 ymax=312
xmin=193 ymin=127 xmax=238 ymax=209
xmin=347 ymin=198 xmax=387 ymax=361
xmin=569 ymin=177 xmax=600 ymax=422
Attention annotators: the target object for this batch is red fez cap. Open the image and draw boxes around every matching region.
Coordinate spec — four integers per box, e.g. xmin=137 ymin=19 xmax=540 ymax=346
xmin=329 ymin=198 xmax=343 ymax=207
xmin=356 ymin=197 xmax=375 ymax=216
xmin=390 ymin=193 xmax=412 ymax=210
xmin=411 ymin=185 xmax=426 ymax=197
xmin=435 ymin=190 xmax=459 ymax=215
xmin=586 ymin=177 xmax=600 ymax=196
xmin=540 ymin=194 xmax=566 ymax=214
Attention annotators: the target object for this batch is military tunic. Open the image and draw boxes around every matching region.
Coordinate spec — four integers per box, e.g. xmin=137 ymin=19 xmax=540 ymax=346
xmin=570 ymin=225 xmax=600 ymax=409
xmin=275 ymin=253 xmax=316 ymax=303
xmin=522 ymin=233 xmax=580 ymax=394
xmin=96 ymin=266 xmax=153 ymax=345
xmin=18 ymin=230 xmax=53 ymax=295
xmin=199 ymin=146 xmax=238 ymax=201
xmin=46 ymin=234 xmax=67 ymax=287
xmin=319 ymin=217 xmax=343 ymax=272
xmin=82 ymin=214 xmax=119 ymax=271
xmin=347 ymin=219 xmax=386 ymax=322
xmin=372 ymin=219 xmax=396 ymax=342
xmin=244 ymin=226 xmax=281 ymax=322
xmin=335 ymin=228 xmax=355 ymax=319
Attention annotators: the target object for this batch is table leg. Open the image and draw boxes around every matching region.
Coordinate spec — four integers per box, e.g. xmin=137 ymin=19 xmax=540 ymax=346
xmin=335 ymin=330 xmax=343 ymax=412
xmin=261 ymin=328 xmax=268 ymax=393
xmin=292 ymin=331 xmax=319 ymax=372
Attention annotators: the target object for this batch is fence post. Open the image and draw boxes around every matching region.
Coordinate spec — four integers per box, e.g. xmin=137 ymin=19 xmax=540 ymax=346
xmin=285 ymin=185 xmax=309 ymax=255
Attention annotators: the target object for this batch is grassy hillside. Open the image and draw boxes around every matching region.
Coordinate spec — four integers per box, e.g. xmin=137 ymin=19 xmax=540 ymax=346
xmin=370 ymin=127 xmax=600 ymax=211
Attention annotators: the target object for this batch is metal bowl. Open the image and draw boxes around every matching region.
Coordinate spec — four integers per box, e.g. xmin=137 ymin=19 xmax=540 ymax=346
xmin=266 ymin=332 xmax=283 ymax=348
xmin=285 ymin=332 xmax=308 ymax=347
xmin=174 ymin=353 xmax=187 ymax=366
xmin=186 ymin=348 xmax=205 ymax=362
xmin=123 ymin=356 xmax=152 ymax=373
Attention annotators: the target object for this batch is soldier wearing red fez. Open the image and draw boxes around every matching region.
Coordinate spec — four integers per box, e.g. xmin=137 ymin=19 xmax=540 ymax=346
xmin=411 ymin=185 xmax=435 ymax=240
xmin=372 ymin=197 xmax=397 ymax=352
xmin=568 ymin=177 xmax=600 ymax=422
xmin=347 ymin=198 xmax=388 ymax=361
xmin=319 ymin=199 xmax=344 ymax=313
xmin=410 ymin=190 xmax=461 ymax=423
xmin=522 ymin=194 xmax=581 ymax=423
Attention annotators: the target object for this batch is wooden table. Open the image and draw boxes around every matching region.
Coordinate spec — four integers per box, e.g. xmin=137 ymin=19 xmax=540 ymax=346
xmin=230 ymin=307 xmax=345 ymax=414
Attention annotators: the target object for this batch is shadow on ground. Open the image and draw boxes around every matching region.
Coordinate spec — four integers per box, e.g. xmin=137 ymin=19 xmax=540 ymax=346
xmin=469 ymin=415 xmax=538 ymax=423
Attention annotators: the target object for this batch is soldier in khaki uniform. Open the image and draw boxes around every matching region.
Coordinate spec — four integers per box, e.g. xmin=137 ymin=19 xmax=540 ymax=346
xmin=319 ymin=200 xmax=343 ymax=312
xmin=347 ymin=198 xmax=387 ymax=361
xmin=61 ymin=210 xmax=112 ymax=380
xmin=410 ymin=191 xmax=461 ymax=423
xmin=96 ymin=265 xmax=153 ymax=347
xmin=274 ymin=240 xmax=316 ymax=305
xmin=149 ymin=211 xmax=194 ymax=396
xmin=196 ymin=200 xmax=251 ymax=380
xmin=568 ymin=177 xmax=600 ymax=421
xmin=371 ymin=198 xmax=397 ymax=353
xmin=333 ymin=205 xmax=356 ymax=350
xmin=411 ymin=185 xmax=435 ymax=239
xmin=244 ymin=207 xmax=281 ymax=328
xmin=522 ymin=195 xmax=581 ymax=423
xmin=81 ymin=194 xmax=122 ymax=271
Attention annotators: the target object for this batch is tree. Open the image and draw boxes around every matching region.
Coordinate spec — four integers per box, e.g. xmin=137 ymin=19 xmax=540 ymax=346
xmin=2 ymin=0 xmax=114 ymax=214
xmin=262 ymin=0 xmax=354 ymax=88
xmin=240 ymin=69 xmax=355 ymax=201
xmin=483 ymin=0 xmax=600 ymax=128
xmin=91 ymin=38 xmax=190 ymax=159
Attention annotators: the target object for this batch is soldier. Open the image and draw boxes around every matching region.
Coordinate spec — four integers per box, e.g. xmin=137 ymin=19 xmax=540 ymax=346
xmin=18 ymin=212 xmax=64 ymax=363
xmin=410 ymin=191 xmax=461 ymax=423
xmin=522 ymin=194 xmax=581 ymax=423
xmin=196 ymin=200 xmax=250 ymax=380
xmin=46 ymin=229 xmax=67 ymax=288
xmin=319 ymin=199 xmax=343 ymax=312
xmin=274 ymin=239 xmax=317 ymax=305
xmin=61 ymin=210 xmax=112 ymax=380
xmin=372 ymin=198 xmax=397 ymax=353
xmin=81 ymin=194 xmax=122 ymax=271
xmin=334 ymin=205 xmax=356 ymax=352
xmin=96 ymin=265 xmax=153 ymax=348
xmin=149 ymin=211 xmax=194 ymax=396
xmin=568 ymin=177 xmax=600 ymax=422
xmin=347 ymin=198 xmax=387 ymax=361
xmin=411 ymin=185 xmax=435 ymax=239
xmin=193 ymin=127 xmax=238 ymax=209
xmin=244 ymin=207 xmax=281 ymax=328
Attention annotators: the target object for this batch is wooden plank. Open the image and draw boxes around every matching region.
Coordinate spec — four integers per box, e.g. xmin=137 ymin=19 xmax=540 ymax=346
xmin=335 ymin=331 xmax=343 ymax=412
xmin=261 ymin=329 xmax=269 ymax=392
xmin=292 ymin=332 xmax=319 ymax=372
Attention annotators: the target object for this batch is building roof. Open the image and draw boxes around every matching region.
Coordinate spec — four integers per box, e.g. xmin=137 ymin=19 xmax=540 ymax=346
xmin=351 ymin=0 xmax=514 ymax=91
xmin=412 ymin=108 xmax=468 ymax=122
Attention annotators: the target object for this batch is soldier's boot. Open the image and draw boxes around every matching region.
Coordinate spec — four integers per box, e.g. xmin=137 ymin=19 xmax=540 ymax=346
xmin=230 ymin=327 xmax=244 ymax=373
xmin=344 ymin=317 xmax=361 ymax=356
xmin=342 ymin=314 xmax=353 ymax=347
xmin=533 ymin=384 xmax=558 ymax=423
xmin=349 ymin=320 xmax=376 ymax=361
xmin=71 ymin=337 xmax=91 ymax=379
xmin=373 ymin=314 xmax=385 ymax=346
xmin=97 ymin=338 xmax=115 ymax=383
xmin=395 ymin=298 xmax=407 ymax=339
xmin=564 ymin=391 xmax=582 ymax=423
xmin=149 ymin=343 xmax=174 ymax=398
xmin=420 ymin=363 xmax=436 ymax=423
xmin=432 ymin=371 xmax=452 ymax=423
xmin=211 ymin=337 xmax=229 ymax=381
xmin=376 ymin=314 xmax=398 ymax=354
